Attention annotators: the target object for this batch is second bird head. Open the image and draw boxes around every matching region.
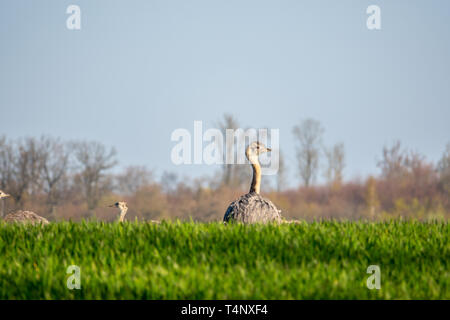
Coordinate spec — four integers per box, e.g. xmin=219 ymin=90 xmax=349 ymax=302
xmin=109 ymin=201 xmax=128 ymax=222
xmin=109 ymin=201 xmax=128 ymax=211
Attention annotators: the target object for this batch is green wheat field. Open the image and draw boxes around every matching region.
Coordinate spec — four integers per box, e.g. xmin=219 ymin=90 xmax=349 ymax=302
xmin=0 ymin=221 xmax=448 ymax=299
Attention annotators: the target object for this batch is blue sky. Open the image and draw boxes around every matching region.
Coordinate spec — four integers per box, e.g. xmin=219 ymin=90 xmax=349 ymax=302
xmin=1 ymin=0 xmax=449 ymax=187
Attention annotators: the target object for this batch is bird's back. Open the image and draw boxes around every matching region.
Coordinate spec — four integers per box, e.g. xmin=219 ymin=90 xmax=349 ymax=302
xmin=223 ymin=192 xmax=281 ymax=224
xmin=3 ymin=211 xmax=49 ymax=225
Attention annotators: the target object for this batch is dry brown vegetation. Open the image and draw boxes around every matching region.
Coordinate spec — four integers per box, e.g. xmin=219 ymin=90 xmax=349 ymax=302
xmin=1 ymin=117 xmax=449 ymax=222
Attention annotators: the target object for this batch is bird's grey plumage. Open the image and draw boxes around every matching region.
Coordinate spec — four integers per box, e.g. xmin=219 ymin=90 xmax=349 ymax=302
xmin=3 ymin=210 xmax=49 ymax=225
xmin=224 ymin=192 xmax=281 ymax=224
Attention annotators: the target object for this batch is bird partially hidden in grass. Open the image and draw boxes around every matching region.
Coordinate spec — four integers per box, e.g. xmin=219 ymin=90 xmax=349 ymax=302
xmin=0 ymin=189 xmax=49 ymax=225
xmin=109 ymin=201 xmax=128 ymax=222
xmin=223 ymin=141 xmax=282 ymax=224
xmin=108 ymin=201 xmax=161 ymax=224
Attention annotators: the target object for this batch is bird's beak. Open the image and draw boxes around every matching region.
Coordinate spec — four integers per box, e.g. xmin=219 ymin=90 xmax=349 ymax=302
xmin=108 ymin=204 xmax=115 ymax=208
xmin=266 ymin=147 xmax=272 ymax=152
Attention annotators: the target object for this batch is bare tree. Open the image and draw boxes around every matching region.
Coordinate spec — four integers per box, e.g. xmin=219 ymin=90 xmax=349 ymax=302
xmin=217 ymin=114 xmax=237 ymax=186
xmin=216 ymin=114 xmax=251 ymax=189
xmin=437 ymin=142 xmax=450 ymax=195
xmin=0 ymin=136 xmax=14 ymax=192
xmin=324 ymin=143 xmax=345 ymax=187
xmin=364 ymin=176 xmax=379 ymax=218
xmin=276 ymin=150 xmax=287 ymax=192
xmin=292 ymin=118 xmax=324 ymax=187
xmin=160 ymin=171 xmax=178 ymax=194
xmin=377 ymin=141 xmax=407 ymax=180
xmin=40 ymin=137 xmax=71 ymax=217
xmin=4 ymin=137 xmax=45 ymax=206
xmin=0 ymin=136 xmax=14 ymax=217
xmin=73 ymin=141 xmax=117 ymax=212
xmin=116 ymin=165 xmax=154 ymax=195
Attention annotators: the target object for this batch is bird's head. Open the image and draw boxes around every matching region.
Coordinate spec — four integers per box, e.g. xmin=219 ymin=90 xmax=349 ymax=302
xmin=246 ymin=141 xmax=271 ymax=162
xmin=109 ymin=201 xmax=128 ymax=211
xmin=0 ymin=190 xmax=10 ymax=199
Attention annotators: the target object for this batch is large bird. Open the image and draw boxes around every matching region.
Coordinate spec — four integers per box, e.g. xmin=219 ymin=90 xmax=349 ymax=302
xmin=0 ymin=190 xmax=49 ymax=225
xmin=223 ymin=141 xmax=282 ymax=224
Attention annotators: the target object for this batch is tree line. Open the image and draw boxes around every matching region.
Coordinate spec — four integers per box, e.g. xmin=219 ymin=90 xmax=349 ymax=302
xmin=0 ymin=115 xmax=449 ymax=221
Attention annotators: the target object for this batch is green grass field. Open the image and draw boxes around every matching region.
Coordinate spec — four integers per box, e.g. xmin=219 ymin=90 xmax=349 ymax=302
xmin=0 ymin=221 xmax=448 ymax=299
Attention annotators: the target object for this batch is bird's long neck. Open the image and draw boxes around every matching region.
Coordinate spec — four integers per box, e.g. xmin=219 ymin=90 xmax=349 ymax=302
xmin=119 ymin=207 xmax=128 ymax=222
xmin=249 ymin=157 xmax=261 ymax=194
